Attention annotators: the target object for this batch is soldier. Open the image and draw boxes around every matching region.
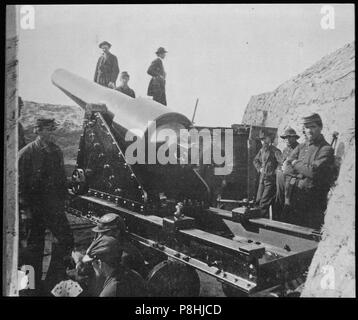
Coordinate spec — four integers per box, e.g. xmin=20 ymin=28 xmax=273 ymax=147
xmin=18 ymin=97 xmax=27 ymax=150
xmin=253 ymin=131 xmax=282 ymax=218
xmin=147 ymin=47 xmax=167 ymax=106
xmin=94 ymin=41 xmax=119 ymax=88
xmin=18 ymin=118 xmax=74 ymax=294
xmin=82 ymin=235 xmax=147 ymax=297
xmin=72 ymin=213 xmax=146 ymax=283
xmin=92 ymin=213 xmax=146 ymax=277
xmin=115 ymin=71 xmax=136 ymax=98
xmin=275 ymin=127 xmax=300 ymax=219
xmin=283 ymin=113 xmax=334 ymax=229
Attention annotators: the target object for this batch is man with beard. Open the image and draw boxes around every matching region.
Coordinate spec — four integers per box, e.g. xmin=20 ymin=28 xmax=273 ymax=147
xmin=283 ymin=113 xmax=334 ymax=229
xmin=94 ymin=41 xmax=119 ymax=88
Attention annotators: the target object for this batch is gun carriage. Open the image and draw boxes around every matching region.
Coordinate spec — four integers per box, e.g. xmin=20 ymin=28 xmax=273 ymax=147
xmin=52 ymin=69 xmax=320 ymax=297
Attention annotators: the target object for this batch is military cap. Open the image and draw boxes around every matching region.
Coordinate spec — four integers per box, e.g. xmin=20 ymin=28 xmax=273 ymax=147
xmin=92 ymin=213 xmax=125 ymax=233
xmin=280 ymin=127 xmax=300 ymax=139
xmin=99 ymin=41 xmax=112 ymax=49
xmin=156 ymin=47 xmax=168 ymax=54
xmin=82 ymin=235 xmax=121 ymax=263
xmin=302 ymin=113 xmax=323 ymax=127
xmin=120 ymin=71 xmax=130 ymax=78
xmin=35 ymin=118 xmax=59 ymax=130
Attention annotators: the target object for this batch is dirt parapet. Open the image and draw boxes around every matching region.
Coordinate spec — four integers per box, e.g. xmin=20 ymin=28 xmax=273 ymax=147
xmin=242 ymin=42 xmax=355 ymax=297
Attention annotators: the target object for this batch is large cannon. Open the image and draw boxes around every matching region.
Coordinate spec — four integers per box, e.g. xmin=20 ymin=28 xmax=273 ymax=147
xmin=52 ymin=69 xmax=320 ymax=296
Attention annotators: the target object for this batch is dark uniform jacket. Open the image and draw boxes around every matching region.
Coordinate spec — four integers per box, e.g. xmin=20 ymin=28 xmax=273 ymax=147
xmin=253 ymin=145 xmax=282 ymax=179
xmin=116 ymin=85 xmax=136 ymax=98
xmin=147 ymin=57 xmax=166 ymax=97
xmin=19 ymin=136 xmax=68 ymax=206
xmin=94 ymin=52 xmax=119 ymax=87
xmin=285 ymin=134 xmax=334 ymax=191
xmin=282 ymin=141 xmax=299 ymax=163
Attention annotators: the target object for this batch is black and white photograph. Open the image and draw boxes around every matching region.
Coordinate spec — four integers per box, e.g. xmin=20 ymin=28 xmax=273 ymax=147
xmin=3 ymin=4 xmax=355 ymax=301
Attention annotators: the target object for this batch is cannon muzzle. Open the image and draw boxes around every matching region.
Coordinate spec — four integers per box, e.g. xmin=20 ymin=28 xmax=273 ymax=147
xmin=51 ymin=69 xmax=191 ymax=139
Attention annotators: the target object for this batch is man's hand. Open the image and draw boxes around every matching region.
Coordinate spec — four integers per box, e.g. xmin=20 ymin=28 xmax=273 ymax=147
xmin=72 ymin=250 xmax=84 ymax=265
xmin=108 ymin=82 xmax=115 ymax=89
xmin=260 ymin=168 xmax=264 ymax=174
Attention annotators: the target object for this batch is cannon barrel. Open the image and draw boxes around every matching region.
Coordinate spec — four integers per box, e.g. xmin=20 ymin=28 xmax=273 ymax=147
xmin=51 ymin=69 xmax=191 ymax=139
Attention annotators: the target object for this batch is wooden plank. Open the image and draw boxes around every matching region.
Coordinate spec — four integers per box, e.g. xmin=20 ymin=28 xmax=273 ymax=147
xmin=3 ymin=5 xmax=19 ymax=297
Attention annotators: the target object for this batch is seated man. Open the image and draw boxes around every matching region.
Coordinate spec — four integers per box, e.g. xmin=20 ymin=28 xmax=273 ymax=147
xmin=91 ymin=213 xmax=147 ymax=277
xmin=82 ymin=234 xmax=147 ymax=297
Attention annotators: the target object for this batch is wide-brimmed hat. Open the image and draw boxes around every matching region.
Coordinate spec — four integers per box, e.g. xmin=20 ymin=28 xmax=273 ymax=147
xmin=302 ymin=113 xmax=323 ymax=127
xmin=35 ymin=118 xmax=59 ymax=131
xmin=82 ymin=235 xmax=121 ymax=263
xmin=99 ymin=41 xmax=112 ymax=49
xmin=280 ymin=127 xmax=300 ymax=139
xmin=156 ymin=47 xmax=167 ymax=54
xmin=92 ymin=213 xmax=125 ymax=233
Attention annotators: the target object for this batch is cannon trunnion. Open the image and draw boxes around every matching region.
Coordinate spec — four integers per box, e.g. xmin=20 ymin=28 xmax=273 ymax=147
xmin=53 ymin=69 xmax=319 ymax=296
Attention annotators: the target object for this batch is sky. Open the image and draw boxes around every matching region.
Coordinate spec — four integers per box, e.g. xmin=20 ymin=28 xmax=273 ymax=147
xmin=17 ymin=4 xmax=354 ymax=127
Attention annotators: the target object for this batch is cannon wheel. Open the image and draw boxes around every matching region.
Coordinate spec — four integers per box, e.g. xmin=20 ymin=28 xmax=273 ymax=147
xmin=221 ymin=283 xmax=248 ymax=297
xmin=146 ymin=260 xmax=200 ymax=297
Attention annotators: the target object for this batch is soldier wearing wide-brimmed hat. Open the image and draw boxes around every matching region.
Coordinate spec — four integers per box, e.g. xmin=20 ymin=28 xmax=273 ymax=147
xmin=147 ymin=47 xmax=168 ymax=106
xmin=282 ymin=113 xmax=335 ymax=229
xmin=94 ymin=40 xmax=119 ymax=88
xmin=81 ymin=234 xmax=146 ymax=297
xmin=275 ymin=127 xmax=300 ymax=219
xmin=280 ymin=127 xmax=300 ymax=161
xmin=87 ymin=213 xmax=146 ymax=277
xmin=18 ymin=117 xmax=74 ymax=294
xmin=253 ymin=130 xmax=282 ymax=218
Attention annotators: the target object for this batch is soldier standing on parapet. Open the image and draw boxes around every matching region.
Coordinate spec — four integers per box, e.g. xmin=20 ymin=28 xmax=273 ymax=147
xmin=275 ymin=127 xmax=300 ymax=220
xmin=253 ymin=131 xmax=282 ymax=218
xmin=115 ymin=71 xmax=136 ymax=98
xmin=147 ymin=47 xmax=167 ymax=106
xmin=18 ymin=118 xmax=74 ymax=294
xmin=94 ymin=41 xmax=120 ymax=88
xmin=283 ymin=113 xmax=335 ymax=230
